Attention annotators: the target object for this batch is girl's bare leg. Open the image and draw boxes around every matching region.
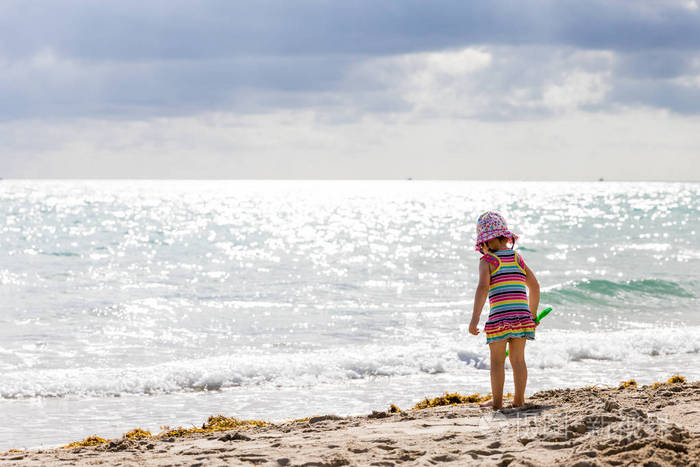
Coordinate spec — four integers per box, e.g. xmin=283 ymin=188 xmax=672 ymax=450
xmin=486 ymin=340 xmax=507 ymax=409
xmin=508 ymin=338 xmax=527 ymax=407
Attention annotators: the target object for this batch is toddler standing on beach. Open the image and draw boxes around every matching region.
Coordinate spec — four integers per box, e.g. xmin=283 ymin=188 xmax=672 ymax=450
xmin=469 ymin=212 xmax=540 ymax=409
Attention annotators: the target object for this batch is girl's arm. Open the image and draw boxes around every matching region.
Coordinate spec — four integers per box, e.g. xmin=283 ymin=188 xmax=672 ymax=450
xmin=523 ymin=263 xmax=540 ymax=321
xmin=469 ymin=260 xmax=491 ymax=335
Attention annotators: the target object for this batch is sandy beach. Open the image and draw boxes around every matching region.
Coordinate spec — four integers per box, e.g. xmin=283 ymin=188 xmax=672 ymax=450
xmin=2 ymin=379 xmax=698 ymax=466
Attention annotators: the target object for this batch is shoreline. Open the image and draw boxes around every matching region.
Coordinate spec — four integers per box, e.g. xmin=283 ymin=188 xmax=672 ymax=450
xmin=2 ymin=377 xmax=698 ymax=466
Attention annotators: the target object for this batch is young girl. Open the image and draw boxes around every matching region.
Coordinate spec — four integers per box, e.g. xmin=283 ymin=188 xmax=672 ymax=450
xmin=469 ymin=212 xmax=540 ymax=409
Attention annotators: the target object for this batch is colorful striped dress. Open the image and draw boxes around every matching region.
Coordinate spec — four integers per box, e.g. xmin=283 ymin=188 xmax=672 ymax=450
xmin=482 ymin=249 xmax=536 ymax=344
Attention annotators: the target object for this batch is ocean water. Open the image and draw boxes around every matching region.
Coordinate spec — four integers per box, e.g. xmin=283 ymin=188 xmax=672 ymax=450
xmin=0 ymin=180 xmax=698 ymax=450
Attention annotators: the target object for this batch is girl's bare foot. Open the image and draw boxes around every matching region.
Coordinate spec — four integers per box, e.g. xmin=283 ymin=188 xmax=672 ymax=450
xmin=480 ymin=400 xmax=502 ymax=409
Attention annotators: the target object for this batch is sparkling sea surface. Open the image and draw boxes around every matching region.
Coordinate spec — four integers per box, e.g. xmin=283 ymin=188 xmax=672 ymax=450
xmin=0 ymin=180 xmax=698 ymax=449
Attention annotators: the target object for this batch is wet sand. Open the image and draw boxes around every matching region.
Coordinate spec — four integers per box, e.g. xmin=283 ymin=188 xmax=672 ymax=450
xmin=2 ymin=381 xmax=698 ymax=466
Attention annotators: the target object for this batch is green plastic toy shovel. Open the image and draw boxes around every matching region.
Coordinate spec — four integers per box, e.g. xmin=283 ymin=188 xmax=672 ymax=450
xmin=504 ymin=307 xmax=552 ymax=357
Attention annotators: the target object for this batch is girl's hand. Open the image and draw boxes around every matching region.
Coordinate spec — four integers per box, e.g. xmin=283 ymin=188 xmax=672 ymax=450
xmin=469 ymin=320 xmax=480 ymax=335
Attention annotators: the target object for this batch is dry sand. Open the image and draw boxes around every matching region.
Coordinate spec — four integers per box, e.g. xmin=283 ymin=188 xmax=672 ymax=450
xmin=2 ymin=381 xmax=699 ymax=466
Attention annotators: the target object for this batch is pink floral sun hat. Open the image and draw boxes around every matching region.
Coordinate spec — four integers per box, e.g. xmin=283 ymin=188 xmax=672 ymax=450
xmin=474 ymin=211 xmax=519 ymax=251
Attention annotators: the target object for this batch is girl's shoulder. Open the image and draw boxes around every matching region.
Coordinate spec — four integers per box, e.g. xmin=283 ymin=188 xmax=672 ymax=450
xmin=480 ymin=253 xmax=500 ymax=269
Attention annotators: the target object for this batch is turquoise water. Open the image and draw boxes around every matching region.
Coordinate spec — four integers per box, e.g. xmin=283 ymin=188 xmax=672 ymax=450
xmin=0 ymin=180 xmax=698 ymax=449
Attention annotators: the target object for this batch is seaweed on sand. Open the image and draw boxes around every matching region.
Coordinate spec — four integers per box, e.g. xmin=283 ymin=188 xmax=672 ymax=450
xmin=63 ymin=436 xmax=109 ymax=449
xmin=157 ymin=426 xmax=205 ymax=438
xmin=650 ymin=374 xmax=686 ymax=389
xmin=0 ymin=449 xmax=24 ymax=455
xmin=155 ymin=416 xmax=268 ymax=438
xmin=60 ymin=415 xmax=270 ymax=447
xmin=618 ymin=379 xmax=638 ymax=389
xmin=412 ymin=392 xmax=492 ymax=410
xmin=122 ymin=428 xmax=152 ymax=440
xmin=202 ymin=415 xmax=268 ymax=431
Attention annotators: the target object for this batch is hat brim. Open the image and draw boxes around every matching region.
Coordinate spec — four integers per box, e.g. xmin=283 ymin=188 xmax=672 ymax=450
xmin=474 ymin=231 xmax=519 ymax=251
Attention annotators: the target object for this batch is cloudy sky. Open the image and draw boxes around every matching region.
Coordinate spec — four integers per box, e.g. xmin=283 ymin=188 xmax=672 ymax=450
xmin=2 ymin=0 xmax=700 ymax=180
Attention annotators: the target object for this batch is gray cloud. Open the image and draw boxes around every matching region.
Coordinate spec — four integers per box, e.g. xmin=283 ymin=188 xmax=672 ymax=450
xmin=0 ymin=54 xmax=356 ymax=120
xmin=1 ymin=0 xmax=700 ymax=120
xmin=614 ymin=50 xmax=697 ymax=79
xmin=609 ymin=77 xmax=700 ymax=114
xmin=3 ymin=1 xmax=700 ymax=59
